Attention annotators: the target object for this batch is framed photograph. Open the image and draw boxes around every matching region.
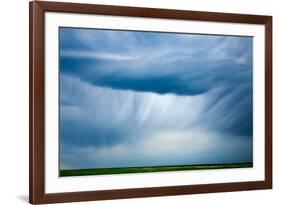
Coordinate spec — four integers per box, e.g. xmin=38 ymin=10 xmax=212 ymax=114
xmin=29 ymin=1 xmax=272 ymax=204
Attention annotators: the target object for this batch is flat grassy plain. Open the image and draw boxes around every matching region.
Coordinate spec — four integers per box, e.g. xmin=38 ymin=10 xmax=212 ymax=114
xmin=60 ymin=163 xmax=253 ymax=177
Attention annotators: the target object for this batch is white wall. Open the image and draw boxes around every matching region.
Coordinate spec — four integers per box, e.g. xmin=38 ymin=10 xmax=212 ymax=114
xmin=0 ymin=0 xmax=280 ymax=204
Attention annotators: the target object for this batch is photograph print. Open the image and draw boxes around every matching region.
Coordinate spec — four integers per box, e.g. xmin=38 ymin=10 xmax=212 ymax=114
xmin=59 ymin=27 xmax=253 ymax=177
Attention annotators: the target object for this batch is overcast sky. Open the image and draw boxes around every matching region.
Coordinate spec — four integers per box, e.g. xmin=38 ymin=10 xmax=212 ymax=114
xmin=59 ymin=27 xmax=253 ymax=170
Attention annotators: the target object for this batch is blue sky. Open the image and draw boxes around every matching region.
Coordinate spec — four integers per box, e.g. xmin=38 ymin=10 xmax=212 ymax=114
xmin=59 ymin=27 xmax=253 ymax=170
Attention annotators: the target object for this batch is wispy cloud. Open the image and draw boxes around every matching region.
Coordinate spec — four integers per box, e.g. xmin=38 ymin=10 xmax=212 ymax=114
xmin=61 ymin=50 xmax=139 ymax=61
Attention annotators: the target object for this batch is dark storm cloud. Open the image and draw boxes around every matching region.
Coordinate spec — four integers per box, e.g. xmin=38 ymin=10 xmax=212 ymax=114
xmin=60 ymin=27 xmax=252 ymax=96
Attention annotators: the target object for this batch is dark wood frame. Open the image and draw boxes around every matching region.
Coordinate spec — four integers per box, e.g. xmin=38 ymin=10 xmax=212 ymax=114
xmin=29 ymin=1 xmax=272 ymax=204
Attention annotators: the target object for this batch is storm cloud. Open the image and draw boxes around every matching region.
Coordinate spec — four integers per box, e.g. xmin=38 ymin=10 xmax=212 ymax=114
xmin=59 ymin=27 xmax=253 ymax=169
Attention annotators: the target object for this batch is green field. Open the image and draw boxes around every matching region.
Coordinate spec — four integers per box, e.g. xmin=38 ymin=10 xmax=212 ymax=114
xmin=60 ymin=163 xmax=253 ymax=177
